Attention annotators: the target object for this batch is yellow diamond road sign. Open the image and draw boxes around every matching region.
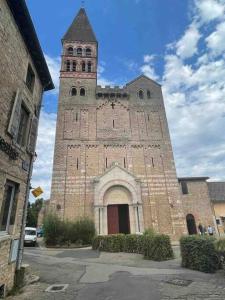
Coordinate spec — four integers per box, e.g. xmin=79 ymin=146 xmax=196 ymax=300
xmin=32 ymin=186 xmax=43 ymax=198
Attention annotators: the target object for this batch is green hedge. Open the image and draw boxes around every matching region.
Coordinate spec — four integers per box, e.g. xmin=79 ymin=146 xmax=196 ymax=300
xmin=143 ymin=234 xmax=174 ymax=261
xmin=92 ymin=233 xmax=174 ymax=261
xmin=43 ymin=214 xmax=96 ymax=246
xmin=180 ymin=235 xmax=220 ymax=273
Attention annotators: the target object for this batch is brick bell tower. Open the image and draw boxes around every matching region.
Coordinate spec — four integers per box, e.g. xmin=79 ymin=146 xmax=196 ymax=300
xmin=50 ymin=8 xmax=98 ymax=219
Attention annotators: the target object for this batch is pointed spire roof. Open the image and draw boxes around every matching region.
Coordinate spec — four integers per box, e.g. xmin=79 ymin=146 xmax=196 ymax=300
xmin=63 ymin=8 xmax=97 ymax=42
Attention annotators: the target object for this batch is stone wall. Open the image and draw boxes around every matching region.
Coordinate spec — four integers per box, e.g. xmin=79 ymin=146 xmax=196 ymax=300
xmin=179 ymin=179 xmax=216 ymax=233
xmin=0 ymin=0 xmax=43 ymax=292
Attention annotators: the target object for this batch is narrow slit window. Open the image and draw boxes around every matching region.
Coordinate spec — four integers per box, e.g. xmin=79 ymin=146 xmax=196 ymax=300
xmin=113 ymin=120 xmax=115 ymax=128
xmin=152 ymin=157 xmax=154 ymax=168
xmin=76 ymin=158 xmax=79 ymax=170
xmin=147 ymin=90 xmax=151 ymax=99
xmin=148 ymin=114 xmax=150 ymax=121
xmin=76 ymin=112 xmax=78 ymax=122
xmin=181 ymin=181 xmax=188 ymax=194
xmin=124 ymin=158 xmax=126 ymax=168
xmin=106 ymin=158 xmax=108 ymax=168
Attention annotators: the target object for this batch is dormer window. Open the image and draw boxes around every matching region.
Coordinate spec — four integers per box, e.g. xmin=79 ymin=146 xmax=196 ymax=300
xmin=67 ymin=47 xmax=73 ymax=56
xmin=147 ymin=90 xmax=151 ymax=99
xmin=138 ymin=90 xmax=144 ymax=99
xmin=80 ymin=88 xmax=86 ymax=96
xmin=86 ymin=48 xmax=92 ymax=56
xmin=77 ymin=47 xmax=82 ymax=56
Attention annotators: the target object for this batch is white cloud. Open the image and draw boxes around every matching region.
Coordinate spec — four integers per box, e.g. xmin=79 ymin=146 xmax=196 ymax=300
xmin=30 ymin=111 xmax=57 ymax=202
xmin=206 ymin=22 xmax=225 ymax=55
xmin=195 ymin=0 xmax=225 ymax=23
xmin=44 ymin=54 xmax=61 ymax=93
xmin=161 ymin=0 xmax=225 ymax=180
xmin=97 ymin=61 xmax=115 ymax=87
xmin=140 ymin=55 xmax=159 ymax=81
xmin=176 ymin=25 xmax=201 ymax=59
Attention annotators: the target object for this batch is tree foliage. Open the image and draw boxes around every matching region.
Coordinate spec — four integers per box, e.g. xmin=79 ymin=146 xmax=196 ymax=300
xmin=26 ymin=198 xmax=43 ymax=227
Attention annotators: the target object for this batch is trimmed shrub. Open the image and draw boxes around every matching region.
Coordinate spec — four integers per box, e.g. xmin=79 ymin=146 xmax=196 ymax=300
xmin=180 ymin=235 xmax=220 ymax=273
xmin=92 ymin=234 xmax=125 ymax=252
xmin=92 ymin=233 xmax=173 ymax=261
xmin=143 ymin=228 xmax=156 ymax=237
xmin=214 ymin=238 xmax=225 ymax=269
xmin=43 ymin=214 xmax=96 ymax=246
xmin=143 ymin=234 xmax=174 ymax=261
xmin=123 ymin=234 xmax=144 ymax=254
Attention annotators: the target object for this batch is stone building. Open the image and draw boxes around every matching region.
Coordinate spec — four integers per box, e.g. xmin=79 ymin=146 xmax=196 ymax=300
xmin=0 ymin=0 xmax=53 ymax=294
xmin=208 ymin=182 xmax=225 ymax=235
xmin=178 ymin=178 xmax=216 ymax=235
xmin=50 ymin=8 xmax=187 ymax=240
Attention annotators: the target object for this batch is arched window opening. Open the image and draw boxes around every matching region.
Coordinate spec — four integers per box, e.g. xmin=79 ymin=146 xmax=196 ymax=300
xmin=80 ymin=88 xmax=86 ymax=96
xmin=77 ymin=47 xmax=82 ymax=56
xmin=138 ymin=90 xmax=144 ymax=99
xmin=71 ymin=87 xmax=77 ymax=96
xmin=147 ymin=90 xmax=151 ymax=99
xmin=186 ymin=214 xmax=197 ymax=235
xmin=87 ymin=62 xmax=92 ymax=73
xmin=86 ymin=48 xmax=92 ymax=56
xmin=82 ymin=62 xmax=86 ymax=72
xmin=66 ymin=60 xmax=70 ymax=72
xmin=67 ymin=47 xmax=73 ymax=56
xmin=72 ymin=61 xmax=77 ymax=72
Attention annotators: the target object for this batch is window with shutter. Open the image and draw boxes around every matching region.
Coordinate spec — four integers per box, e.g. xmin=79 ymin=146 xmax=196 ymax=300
xmin=8 ymin=90 xmax=22 ymax=139
xmin=27 ymin=116 xmax=38 ymax=154
xmin=16 ymin=104 xmax=30 ymax=147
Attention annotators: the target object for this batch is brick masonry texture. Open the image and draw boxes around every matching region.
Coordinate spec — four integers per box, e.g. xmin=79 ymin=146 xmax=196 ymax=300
xmin=0 ymin=0 xmax=44 ymax=292
xmin=50 ymin=31 xmax=188 ymax=240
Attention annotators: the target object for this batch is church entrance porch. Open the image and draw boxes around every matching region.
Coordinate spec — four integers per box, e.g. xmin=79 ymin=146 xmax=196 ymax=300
xmin=107 ymin=204 xmax=130 ymax=234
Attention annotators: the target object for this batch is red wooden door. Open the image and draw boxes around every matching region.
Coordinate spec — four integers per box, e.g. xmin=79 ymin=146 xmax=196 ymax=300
xmin=107 ymin=205 xmax=119 ymax=234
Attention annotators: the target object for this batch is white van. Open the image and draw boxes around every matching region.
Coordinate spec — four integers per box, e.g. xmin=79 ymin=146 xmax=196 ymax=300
xmin=24 ymin=227 xmax=37 ymax=246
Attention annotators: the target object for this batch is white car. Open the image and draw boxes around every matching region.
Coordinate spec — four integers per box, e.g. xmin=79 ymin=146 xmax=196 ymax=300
xmin=24 ymin=227 xmax=37 ymax=246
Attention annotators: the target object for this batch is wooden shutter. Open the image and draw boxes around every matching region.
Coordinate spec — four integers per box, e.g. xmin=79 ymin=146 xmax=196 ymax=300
xmin=8 ymin=89 xmax=22 ymax=139
xmin=27 ymin=116 xmax=38 ymax=154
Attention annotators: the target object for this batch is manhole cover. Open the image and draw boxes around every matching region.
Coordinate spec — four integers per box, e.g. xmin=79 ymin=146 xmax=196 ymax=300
xmin=45 ymin=284 xmax=69 ymax=293
xmin=165 ymin=279 xmax=192 ymax=287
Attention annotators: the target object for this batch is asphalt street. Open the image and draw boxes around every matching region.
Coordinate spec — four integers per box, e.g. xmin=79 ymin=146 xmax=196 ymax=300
xmin=7 ymin=245 xmax=225 ymax=300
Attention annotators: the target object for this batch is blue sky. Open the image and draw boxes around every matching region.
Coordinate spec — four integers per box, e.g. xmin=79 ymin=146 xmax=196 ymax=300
xmin=27 ymin=0 xmax=225 ymax=201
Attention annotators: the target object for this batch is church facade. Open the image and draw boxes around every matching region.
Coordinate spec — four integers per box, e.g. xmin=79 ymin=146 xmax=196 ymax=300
xmin=50 ymin=8 xmax=194 ymax=240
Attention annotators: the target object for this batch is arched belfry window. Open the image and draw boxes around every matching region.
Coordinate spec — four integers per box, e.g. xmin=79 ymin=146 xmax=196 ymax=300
xmin=77 ymin=47 xmax=82 ymax=56
xmin=72 ymin=61 xmax=77 ymax=72
xmin=71 ymin=87 xmax=77 ymax=96
xmin=87 ymin=62 xmax=92 ymax=73
xmin=82 ymin=62 xmax=86 ymax=72
xmin=80 ymin=88 xmax=86 ymax=96
xmin=86 ymin=48 xmax=92 ymax=56
xmin=67 ymin=47 xmax=73 ymax=56
xmin=147 ymin=90 xmax=151 ymax=99
xmin=65 ymin=60 xmax=70 ymax=72
xmin=138 ymin=90 xmax=144 ymax=99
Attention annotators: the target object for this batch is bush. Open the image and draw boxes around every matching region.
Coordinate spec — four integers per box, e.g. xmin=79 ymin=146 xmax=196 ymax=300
xmin=92 ymin=233 xmax=173 ymax=261
xmin=180 ymin=235 xmax=220 ymax=273
xmin=143 ymin=228 xmax=156 ymax=237
xmin=214 ymin=238 xmax=225 ymax=269
xmin=123 ymin=234 xmax=144 ymax=254
xmin=143 ymin=234 xmax=174 ymax=261
xmin=43 ymin=214 xmax=96 ymax=246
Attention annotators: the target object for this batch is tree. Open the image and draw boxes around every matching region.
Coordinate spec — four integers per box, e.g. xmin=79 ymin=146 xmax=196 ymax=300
xmin=26 ymin=198 xmax=43 ymax=227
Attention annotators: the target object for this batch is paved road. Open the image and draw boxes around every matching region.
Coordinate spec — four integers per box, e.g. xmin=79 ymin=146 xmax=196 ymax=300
xmin=8 ymin=246 xmax=225 ymax=300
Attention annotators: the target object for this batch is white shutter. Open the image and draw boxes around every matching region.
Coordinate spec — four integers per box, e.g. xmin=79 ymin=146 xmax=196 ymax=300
xmin=8 ymin=89 xmax=21 ymax=139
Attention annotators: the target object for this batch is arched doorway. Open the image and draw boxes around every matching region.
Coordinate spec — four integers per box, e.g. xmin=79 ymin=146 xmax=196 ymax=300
xmin=186 ymin=214 xmax=197 ymax=235
xmin=104 ymin=186 xmax=131 ymax=234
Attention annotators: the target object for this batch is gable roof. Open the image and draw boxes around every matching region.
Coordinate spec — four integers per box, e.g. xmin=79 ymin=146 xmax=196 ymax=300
xmin=126 ymin=74 xmax=161 ymax=87
xmin=208 ymin=182 xmax=225 ymax=202
xmin=63 ymin=8 xmax=97 ymax=42
xmin=6 ymin=0 xmax=54 ymax=91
